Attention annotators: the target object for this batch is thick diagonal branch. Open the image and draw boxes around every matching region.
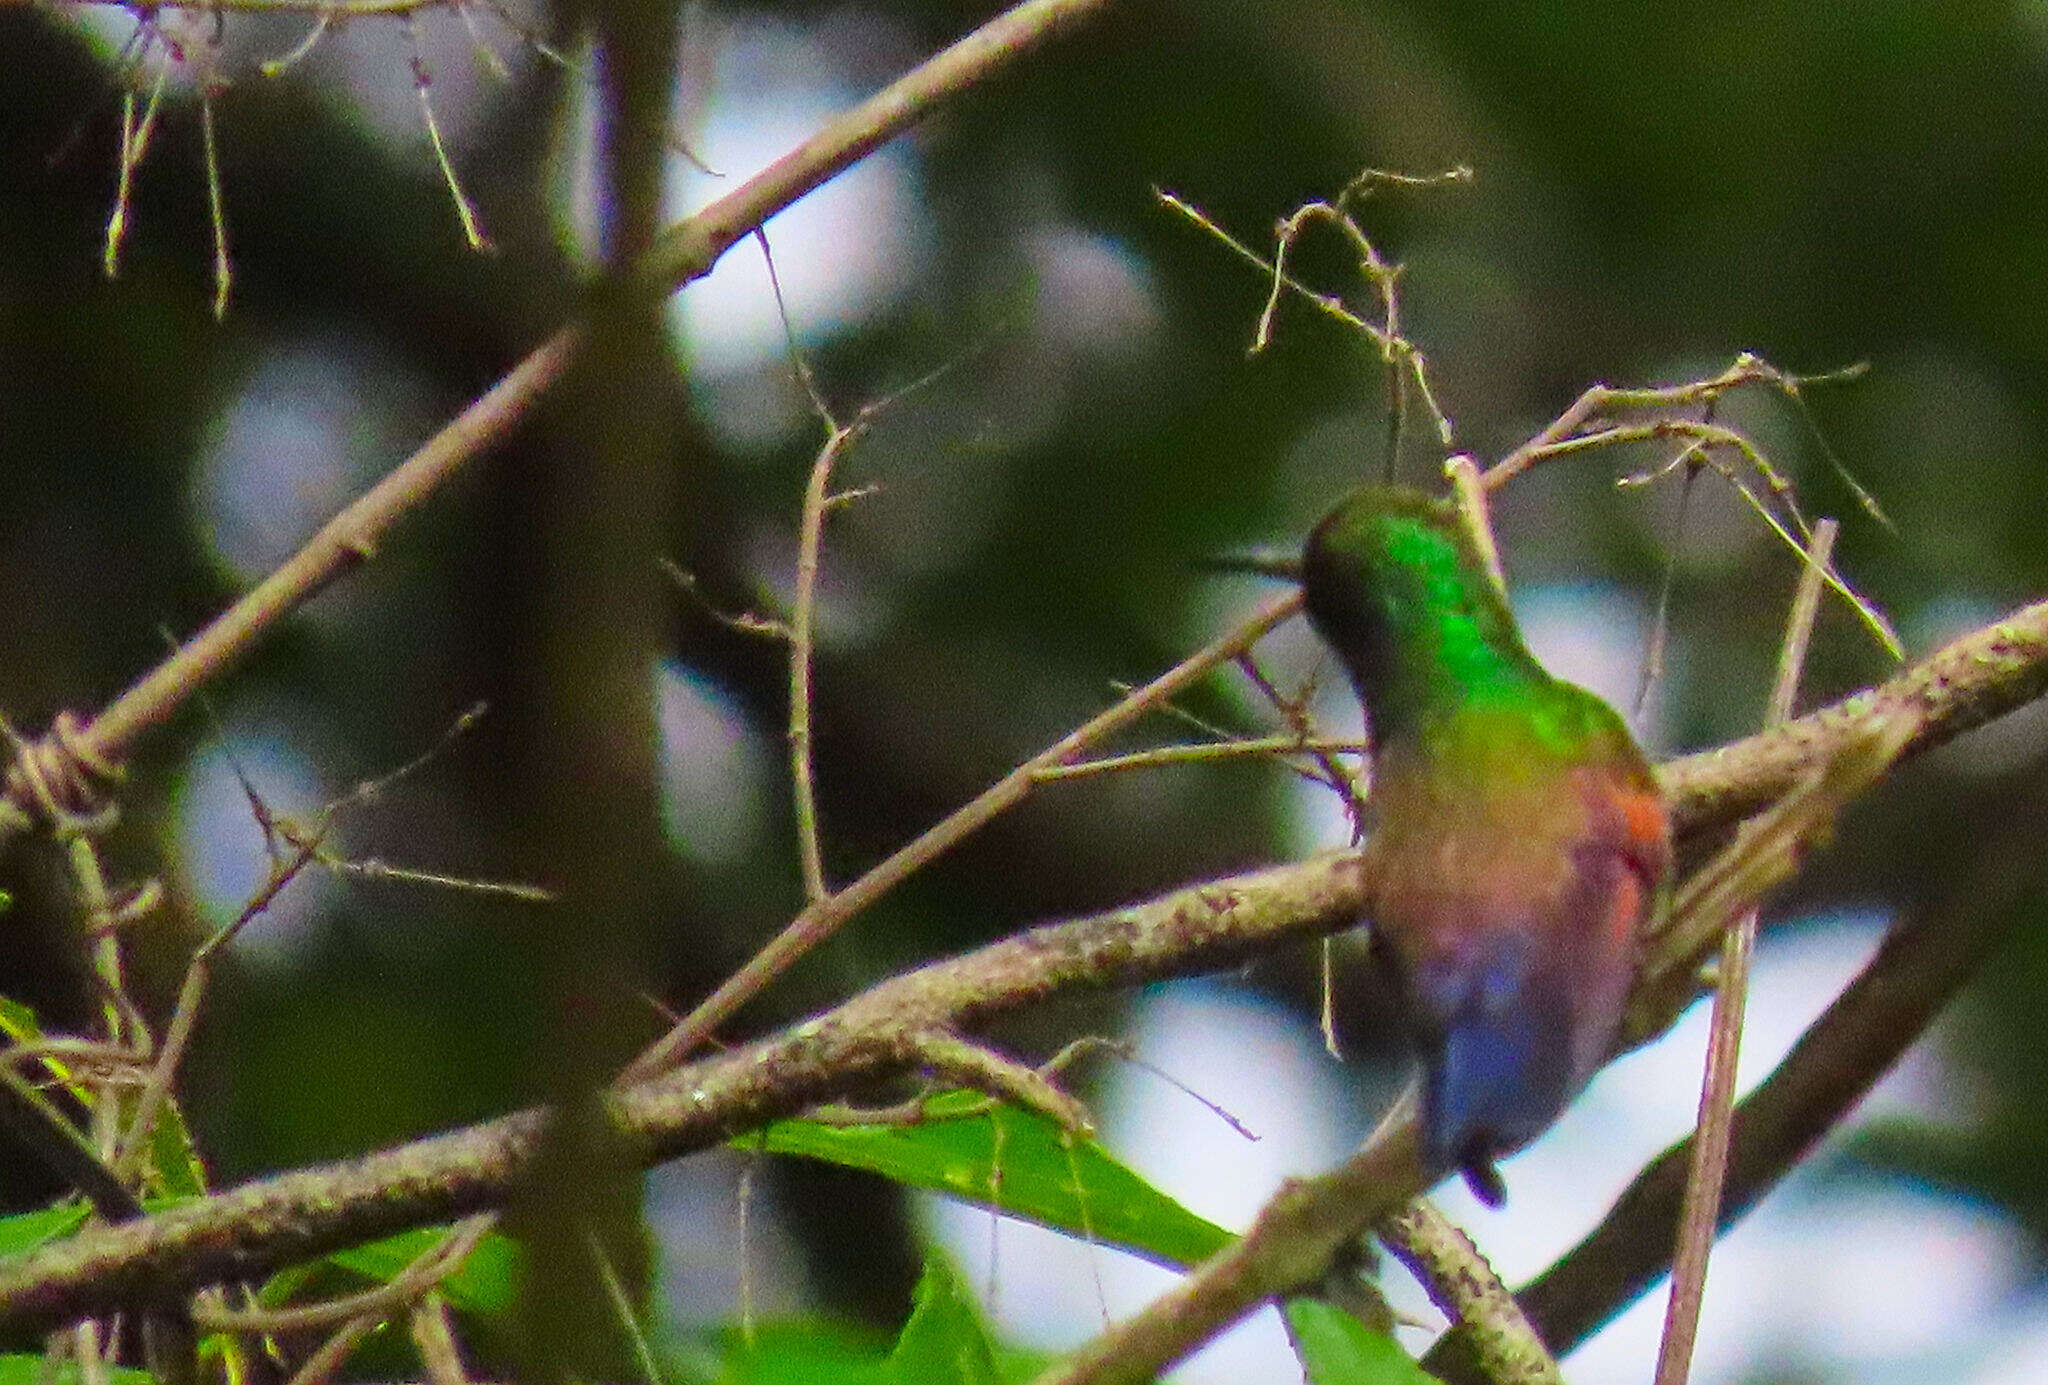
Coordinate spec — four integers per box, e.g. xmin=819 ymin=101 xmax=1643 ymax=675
xmin=0 ymin=856 xmax=1366 ymax=1331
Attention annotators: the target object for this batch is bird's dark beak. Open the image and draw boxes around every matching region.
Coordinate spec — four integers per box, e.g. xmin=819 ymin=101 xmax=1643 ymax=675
xmin=1193 ymin=548 xmax=1304 ymax=582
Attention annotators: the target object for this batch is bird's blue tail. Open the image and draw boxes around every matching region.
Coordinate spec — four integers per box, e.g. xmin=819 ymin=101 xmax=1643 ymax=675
xmin=1415 ymin=943 xmax=1575 ymax=1206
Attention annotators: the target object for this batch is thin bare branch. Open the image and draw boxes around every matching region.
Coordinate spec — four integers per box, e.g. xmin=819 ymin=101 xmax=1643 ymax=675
xmin=103 ymin=60 xmax=168 ymax=279
xmin=1652 ymin=518 xmax=1835 ymax=1385
xmin=1158 ymin=191 xmax=1381 ymax=349
xmin=789 ymin=427 xmax=858 ymax=904
xmin=198 ymin=74 xmax=230 ymax=320
xmin=1163 ymin=175 xmax=1461 ymax=450
xmin=409 ymin=1293 xmax=474 ymax=1385
xmin=1444 ymin=454 xmax=1506 ymax=598
xmin=1480 ymin=357 xmax=1897 ymax=657
xmin=1030 ymin=735 xmax=1366 ymax=782
xmin=258 ymin=10 xmax=334 ymax=77
xmin=194 ymin=1216 xmax=490 ymax=1334
xmin=408 ymin=14 xmax=490 ymax=251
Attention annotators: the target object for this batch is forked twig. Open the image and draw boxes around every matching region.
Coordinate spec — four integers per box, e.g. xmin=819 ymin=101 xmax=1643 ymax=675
xmin=1160 ymin=173 xmax=1463 ymax=454
xmin=758 ymin=224 xmax=972 ymax=906
xmin=1479 ymin=355 xmax=1894 ymax=656
xmin=104 ymin=57 xmax=169 ymax=280
xmin=113 ymin=703 xmax=522 ymax=1179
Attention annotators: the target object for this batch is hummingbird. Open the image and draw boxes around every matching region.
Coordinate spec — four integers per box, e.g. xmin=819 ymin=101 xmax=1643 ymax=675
xmin=1234 ymin=486 xmax=1671 ymax=1203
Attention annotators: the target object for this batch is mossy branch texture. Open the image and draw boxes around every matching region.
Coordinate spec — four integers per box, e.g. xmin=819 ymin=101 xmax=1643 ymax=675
xmin=0 ymin=854 xmax=1367 ymax=1331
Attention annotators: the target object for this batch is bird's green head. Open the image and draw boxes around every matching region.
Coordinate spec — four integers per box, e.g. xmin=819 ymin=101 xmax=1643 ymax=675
xmin=1300 ymin=486 xmax=1545 ymax=737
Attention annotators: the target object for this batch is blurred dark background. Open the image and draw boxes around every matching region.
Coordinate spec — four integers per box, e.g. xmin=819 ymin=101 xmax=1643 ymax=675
xmin=2 ymin=2 xmax=2046 ymax=1380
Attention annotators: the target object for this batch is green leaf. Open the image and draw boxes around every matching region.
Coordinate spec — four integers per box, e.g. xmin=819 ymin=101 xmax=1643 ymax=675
xmin=0 ymin=995 xmax=97 ymax=1110
xmin=0 ymin=1203 xmax=90 ymax=1257
xmin=886 ymin=1258 xmax=998 ymax=1385
xmin=0 ymin=996 xmax=42 ymax=1045
xmin=746 ymin=1092 xmax=1230 ymax=1270
xmin=1284 ymin=1298 xmax=1437 ymax=1385
xmin=0 ymin=1352 xmax=153 ymax=1385
xmin=147 ymin=1102 xmax=209 ymax=1200
xmin=715 ymin=1320 xmax=892 ymax=1385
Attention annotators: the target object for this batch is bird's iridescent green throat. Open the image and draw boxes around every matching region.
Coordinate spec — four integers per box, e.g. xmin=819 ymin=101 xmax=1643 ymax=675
xmin=1300 ymin=488 xmax=1556 ymax=743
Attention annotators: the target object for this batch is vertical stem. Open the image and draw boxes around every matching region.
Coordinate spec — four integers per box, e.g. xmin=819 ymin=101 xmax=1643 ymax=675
xmin=1652 ymin=518 xmax=1837 ymax=1385
xmin=1444 ymin=454 xmax=1506 ymax=599
xmin=788 ymin=429 xmax=852 ymax=906
xmin=199 ymin=84 xmax=230 ymax=319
